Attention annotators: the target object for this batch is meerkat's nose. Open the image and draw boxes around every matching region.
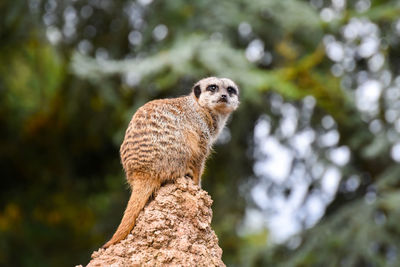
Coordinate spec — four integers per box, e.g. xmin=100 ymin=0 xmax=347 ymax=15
xmin=221 ymin=94 xmax=227 ymax=99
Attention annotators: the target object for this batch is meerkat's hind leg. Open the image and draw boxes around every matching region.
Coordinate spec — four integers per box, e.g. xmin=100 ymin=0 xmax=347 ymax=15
xmin=185 ymin=167 xmax=201 ymax=185
xmin=184 ymin=170 xmax=194 ymax=180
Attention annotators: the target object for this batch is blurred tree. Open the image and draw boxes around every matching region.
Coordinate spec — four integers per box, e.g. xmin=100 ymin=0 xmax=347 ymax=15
xmin=1 ymin=0 xmax=400 ymax=266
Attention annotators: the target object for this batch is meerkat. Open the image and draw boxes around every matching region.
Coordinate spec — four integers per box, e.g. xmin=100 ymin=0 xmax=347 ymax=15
xmin=103 ymin=77 xmax=240 ymax=248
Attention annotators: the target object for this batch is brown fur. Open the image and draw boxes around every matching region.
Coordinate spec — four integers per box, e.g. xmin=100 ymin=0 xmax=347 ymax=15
xmin=103 ymin=77 xmax=240 ymax=248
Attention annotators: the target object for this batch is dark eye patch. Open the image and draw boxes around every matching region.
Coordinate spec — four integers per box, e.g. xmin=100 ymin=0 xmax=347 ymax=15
xmin=206 ymin=84 xmax=218 ymax=92
xmin=227 ymin=86 xmax=237 ymax=95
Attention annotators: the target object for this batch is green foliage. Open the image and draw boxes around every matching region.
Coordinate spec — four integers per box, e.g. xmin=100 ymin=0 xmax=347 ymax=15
xmin=262 ymin=167 xmax=400 ymax=267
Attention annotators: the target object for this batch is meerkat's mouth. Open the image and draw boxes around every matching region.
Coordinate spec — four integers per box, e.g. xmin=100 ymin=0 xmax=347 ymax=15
xmin=217 ymin=98 xmax=228 ymax=103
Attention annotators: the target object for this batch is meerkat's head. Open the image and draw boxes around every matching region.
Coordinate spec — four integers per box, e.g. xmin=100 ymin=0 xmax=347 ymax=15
xmin=192 ymin=77 xmax=240 ymax=115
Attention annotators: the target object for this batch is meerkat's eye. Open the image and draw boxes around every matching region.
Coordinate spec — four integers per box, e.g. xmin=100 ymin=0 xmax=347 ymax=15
xmin=227 ymin=86 xmax=237 ymax=95
xmin=206 ymin=84 xmax=218 ymax=92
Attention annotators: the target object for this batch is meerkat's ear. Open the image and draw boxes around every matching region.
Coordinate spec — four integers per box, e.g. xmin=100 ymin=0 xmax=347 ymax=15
xmin=193 ymin=85 xmax=201 ymax=98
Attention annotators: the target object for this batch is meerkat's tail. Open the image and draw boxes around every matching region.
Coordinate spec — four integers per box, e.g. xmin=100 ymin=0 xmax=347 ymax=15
xmin=102 ymin=177 xmax=159 ymax=248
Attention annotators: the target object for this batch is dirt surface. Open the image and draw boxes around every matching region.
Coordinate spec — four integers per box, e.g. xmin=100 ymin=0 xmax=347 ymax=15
xmin=80 ymin=177 xmax=225 ymax=267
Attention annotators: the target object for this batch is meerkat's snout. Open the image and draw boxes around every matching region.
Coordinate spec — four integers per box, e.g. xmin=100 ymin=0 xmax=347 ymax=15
xmin=218 ymin=94 xmax=228 ymax=103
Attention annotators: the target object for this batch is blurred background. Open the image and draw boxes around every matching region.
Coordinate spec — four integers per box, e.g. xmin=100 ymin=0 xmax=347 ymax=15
xmin=1 ymin=0 xmax=400 ymax=266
